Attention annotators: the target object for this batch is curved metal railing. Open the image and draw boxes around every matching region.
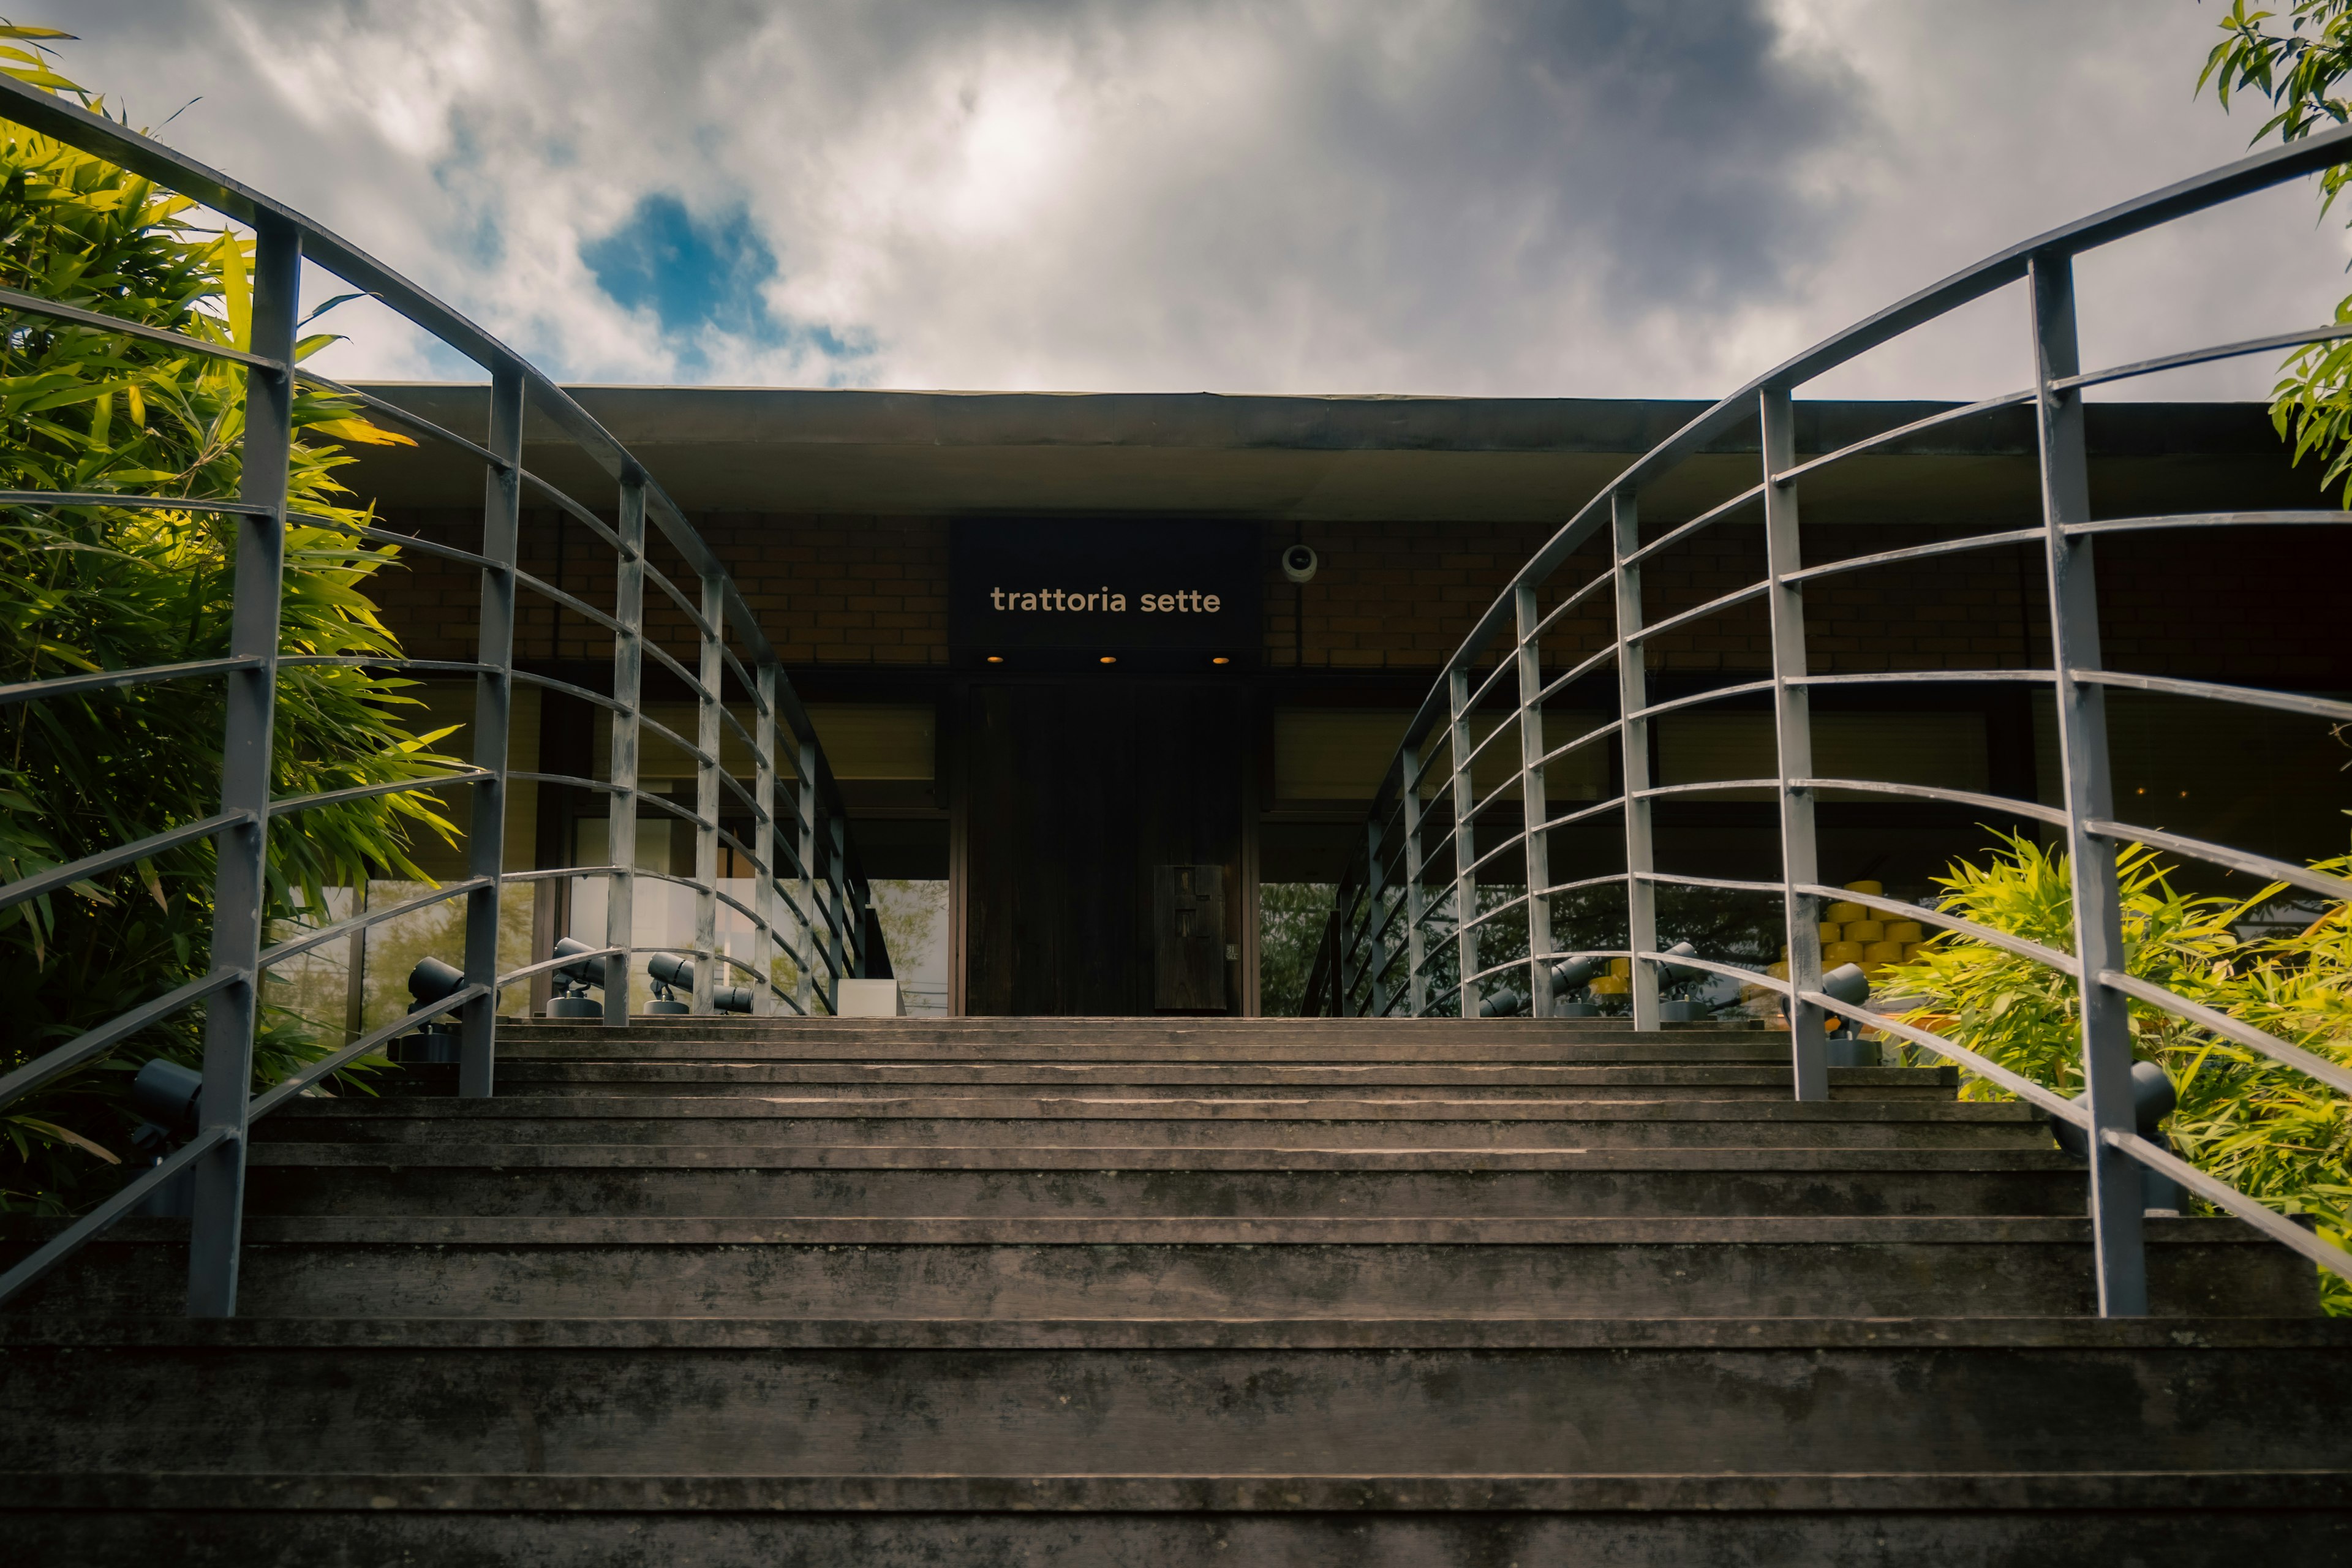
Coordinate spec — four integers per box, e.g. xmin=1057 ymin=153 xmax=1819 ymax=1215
xmin=0 ymin=78 xmax=886 ymax=1313
xmin=1301 ymin=125 xmax=2352 ymax=1313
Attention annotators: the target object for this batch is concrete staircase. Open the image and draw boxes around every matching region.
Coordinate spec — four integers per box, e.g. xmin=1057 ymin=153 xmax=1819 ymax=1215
xmin=4 ymin=1015 xmax=2347 ymax=1564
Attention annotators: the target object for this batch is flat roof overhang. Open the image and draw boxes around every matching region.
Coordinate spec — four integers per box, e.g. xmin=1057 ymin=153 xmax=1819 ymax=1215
xmin=334 ymin=386 xmax=2311 ymax=526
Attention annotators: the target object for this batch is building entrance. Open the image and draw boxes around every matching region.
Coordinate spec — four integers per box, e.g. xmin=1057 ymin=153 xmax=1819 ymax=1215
xmin=959 ymin=679 xmax=1248 ymax=1016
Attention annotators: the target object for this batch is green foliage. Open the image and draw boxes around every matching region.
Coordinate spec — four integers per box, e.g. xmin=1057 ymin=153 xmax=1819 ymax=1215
xmin=1258 ymin=882 xmax=1333 ymax=1017
xmin=0 ymin=34 xmax=458 ymax=1213
xmin=1881 ymin=833 xmax=2352 ymax=1311
xmin=2200 ymin=2 xmax=2352 ymax=501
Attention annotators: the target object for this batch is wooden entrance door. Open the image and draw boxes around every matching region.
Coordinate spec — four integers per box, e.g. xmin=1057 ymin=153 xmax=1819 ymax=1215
xmin=959 ymin=680 xmax=1246 ymax=1016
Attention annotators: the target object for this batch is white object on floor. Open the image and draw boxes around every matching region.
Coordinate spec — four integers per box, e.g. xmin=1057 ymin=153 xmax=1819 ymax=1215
xmin=836 ymin=978 xmax=904 ymax=1017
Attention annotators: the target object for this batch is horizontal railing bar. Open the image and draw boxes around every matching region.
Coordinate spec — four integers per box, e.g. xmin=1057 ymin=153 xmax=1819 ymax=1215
xmin=636 ymin=709 xmax=720 ymax=772
xmin=1463 ymin=654 xmax=1517 ymax=719
xmin=2096 ymin=968 xmax=2352 ymax=1098
xmin=2057 ymin=322 xmax=2352 ymax=392
xmin=513 ymin=568 xmax=624 ymax=635
xmin=276 ymin=655 xmax=492 ymax=674
xmin=640 ymin=636 xmax=705 ymax=700
xmin=1775 ymin=390 xmax=2035 ymax=487
xmin=2082 ymin=820 xmax=2352 ymax=905
xmin=1537 ymin=873 xmax=1632 ymax=899
xmin=1532 ymin=717 xmax=1623 ymax=772
xmin=270 ymin=767 xmax=491 ymax=818
xmin=508 ymin=670 xmax=628 ymax=717
xmin=0 ymin=967 xmax=241 ymax=1112
xmin=246 ymin=986 xmax=483 ymax=1121
xmin=1461 ymin=826 xmax=1533 ymax=885
xmin=517 ymin=470 xmax=626 ymax=555
xmin=0 ymin=284 xmax=284 ymax=372
xmin=294 ymin=372 xmax=508 ymax=467
xmin=1538 ymin=794 xmax=1629 ymax=831
xmin=1632 ymin=778 xmax=1780 ymax=799
xmin=1781 ymin=527 xmax=2046 ymax=586
xmin=0 ymin=1125 xmax=229 ymax=1309
xmin=1635 ymin=947 xmax=1777 ymax=993
xmin=1463 ymin=951 xmax=1544 ymax=990
xmin=1629 ymin=679 xmax=1776 ymax=723
xmin=257 ymin=876 xmax=491 ymax=969
xmin=2066 ymin=509 xmax=2352 ymax=538
xmin=2107 ymin=1128 xmax=2352 ymax=1281
xmin=1833 ymin=998 xmax=2088 ymax=1126
xmin=289 ymin=511 xmax=496 ymax=571
xmin=1623 ymin=482 xmax=1767 ymax=567
xmin=1532 ymin=642 xmax=1619 ymax=707
xmin=1792 ymin=669 xmax=2057 ymax=688
xmin=632 ymin=790 xmax=718 ymax=834
xmin=715 ymin=699 xmax=761 ymax=763
xmin=499 ymin=862 xmax=624 ymax=884
xmin=0 ymin=489 xmax=271 ymax=516
xmin=641 ymin=558 xmax=720 ymax=643
xmin=1622 ymin=581 xmax=1768 ymax=647
xmin=496 ymin=946 xmax=622 ymax=990
xmin=1792 ymin=776 xmax=2068 ymax=826
xmin=0 ymin=655 xmax=260 ymax=707
xmin=1793 ymin=881 xmax=2079 ymax=976
xmin=2070 ymin=669 xmax=2352 ymax=725
xmin=507 ymin=771 xmax=620 ymax=795
xmin=1454 ymin=710 xmax=1522 ymax=778
xmin=0 ymin=810 xmax=251 ymax=916
xmin=1457 ymin=890 xmax=1533 ymax=940
xmin=1635 ymin=870 xmax=1785 ymax=894
xmin=1525 ymin=568 xmax=1617 ymax=645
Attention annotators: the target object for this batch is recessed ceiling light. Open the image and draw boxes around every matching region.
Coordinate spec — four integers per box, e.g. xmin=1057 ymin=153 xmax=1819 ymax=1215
xmin=1099 ymin=655 xmax=1117 ymax=665
xmin=1211 ymin=655 xmax=1231 ymax=665
xmin=985 ymin=655 xmax=1005 ymax=664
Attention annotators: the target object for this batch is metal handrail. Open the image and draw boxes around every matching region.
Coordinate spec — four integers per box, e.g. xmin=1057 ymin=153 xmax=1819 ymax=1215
xmin=1302 ymin=120 xmax=2352 ymax=1311
xmin=0 ymin=75 xmax=890 ymax=1317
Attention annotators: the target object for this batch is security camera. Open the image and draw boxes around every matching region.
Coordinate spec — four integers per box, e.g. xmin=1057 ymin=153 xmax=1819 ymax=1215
xmin=1281 ymin=543 xmax=1319 ymax=584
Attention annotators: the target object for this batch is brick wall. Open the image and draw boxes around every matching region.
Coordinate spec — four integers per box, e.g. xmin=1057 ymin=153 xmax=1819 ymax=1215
xmin=370 ymin=508 xmax=2351 ymax=688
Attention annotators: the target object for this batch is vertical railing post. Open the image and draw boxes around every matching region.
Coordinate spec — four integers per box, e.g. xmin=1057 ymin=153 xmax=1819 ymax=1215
xmin=458 ymin=363 xmax=524 ymax=1098
xmin=1611 ymin=490 xmax=1660 ymax=1031
xmin=1514 ymin=584 xmax=1555 ymax=1017
xmin=827 ymin=812 xmax=850 ymax=1011
xmin=796 ymin=737 xmax=818 ymax=1016
xmin=1448 ymin=667 xmax=1480 ymax=1018
xmin=186 ymin=213 xmax=299 ymax=1318
xmin=692 ymin=575 xmax=723 ymax=1014
xmin=753 ymin=660 xmax=780 ymax=1014
xmin=2030 ymin=251 xmax=2147 ymax=1317
xmin=1366 ymin=812 xmax=1390 ymax=1016
xmin=604 ymin=472 xmax=646 ymax=1027
xmin=1402 ymin=744 xmax=1428 ymax=1017
xmin=1762 ymin=388 xmax=1830 ymax=1099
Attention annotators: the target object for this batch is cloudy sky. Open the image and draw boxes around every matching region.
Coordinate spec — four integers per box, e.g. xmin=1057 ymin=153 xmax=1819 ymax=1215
xmin=36 ymin=1 xmax=2350 ymax=400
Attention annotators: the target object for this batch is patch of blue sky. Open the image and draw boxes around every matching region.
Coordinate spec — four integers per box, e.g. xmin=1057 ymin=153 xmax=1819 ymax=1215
xmin=582 ymin=192 xmax=876 ymax=377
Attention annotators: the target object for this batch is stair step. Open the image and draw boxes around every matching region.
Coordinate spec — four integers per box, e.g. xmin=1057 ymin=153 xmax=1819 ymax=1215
xmin=15 ymin=1216 xmax=2312 ymax=1319
xmin=9 ymin=1319 xmax=2343 ymax=1476
xmin=468 ymin=1063 xmax=1951 ymax=1100
xmin=256 ymin=1096 xmax=2051 ymax=1150
xmin=241 ymin=1152 xmax=2085 ymax=1218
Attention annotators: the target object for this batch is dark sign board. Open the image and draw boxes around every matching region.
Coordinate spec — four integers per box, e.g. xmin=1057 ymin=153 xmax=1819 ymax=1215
xmin=949 ymin=518 xmax=1261 ymax=670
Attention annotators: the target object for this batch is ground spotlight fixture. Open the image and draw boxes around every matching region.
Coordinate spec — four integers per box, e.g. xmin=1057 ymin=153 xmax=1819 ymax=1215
xmin=399 ymin=956 xmax=467 ymax=1061
xmin=549 ymin=936 xmax=608 ymax=1018
xmin=129 ymin=1058 xmax=203 ymax=1153
xmin=1548 ymin=956 xmax=1602 ymax=993
xmin=1281 ymin=543 xmax=1319 ymax=584
xmin=2050 ymin=1060 xmax=2184 ymax=1210
xmin=645 ymin=951 xmax=694 ymax=1014
xmin=128 ymin=1057 xmax=203 ymax=1216
xmin=1477 ymin=987 xmax=1528 ymax=1018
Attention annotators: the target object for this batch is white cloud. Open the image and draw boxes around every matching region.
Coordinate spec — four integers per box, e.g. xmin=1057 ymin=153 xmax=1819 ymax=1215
xmin=38 ymin=0 xmax=2350 ymax=399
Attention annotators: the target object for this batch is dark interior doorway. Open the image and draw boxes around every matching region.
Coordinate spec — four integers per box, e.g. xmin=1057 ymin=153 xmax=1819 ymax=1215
xmin=959 ymin=679 xmax=1248 ymax=1016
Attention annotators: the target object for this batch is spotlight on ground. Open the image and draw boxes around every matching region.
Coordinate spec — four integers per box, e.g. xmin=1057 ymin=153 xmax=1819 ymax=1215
xmin=549 ymin=937 xmax=608 ymax=1019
